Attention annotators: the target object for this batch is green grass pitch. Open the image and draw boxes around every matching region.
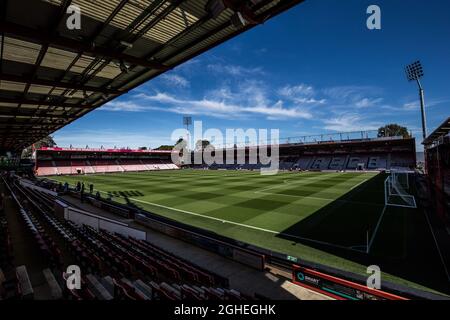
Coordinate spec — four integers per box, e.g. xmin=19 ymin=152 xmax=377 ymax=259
xmin=51 ymin=170 xmax=449 ymax=295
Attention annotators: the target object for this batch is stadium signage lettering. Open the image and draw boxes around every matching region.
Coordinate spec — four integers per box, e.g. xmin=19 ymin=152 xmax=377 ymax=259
xmin=304 ymin=275 xmax=320 ymax=285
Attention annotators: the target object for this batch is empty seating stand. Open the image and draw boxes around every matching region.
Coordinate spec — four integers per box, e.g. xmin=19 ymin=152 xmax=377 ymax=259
xmin=36 ymin=159 xmax=179 ymax=176
xmin=1 ymin=205 xmax=16 ymax=300
xmin=16 ymin=265 xmax=34 ymax=300
xmin=42 ymin=269 xmax=63 ymax=300
xmin=0 ymin=202 xmax=12 ymax=272
xmin=3 ymin=176 xmax=248 ymax=300
xmin=85 ymin=274 xmax=114 ymax=300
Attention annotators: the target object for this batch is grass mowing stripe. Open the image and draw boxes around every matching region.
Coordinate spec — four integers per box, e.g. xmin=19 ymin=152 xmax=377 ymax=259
xmin=255 ymin=190 xmax=382 ymax=206
xmin=255 ymin=172 xmax=338 ymax=193
xmin=49 ymin=170 xmax=450 ymax=295
xmin=93 ymin=188 xmax=358 ymax=252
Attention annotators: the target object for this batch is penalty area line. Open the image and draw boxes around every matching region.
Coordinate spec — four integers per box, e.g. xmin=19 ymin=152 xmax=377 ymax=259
xmin=254 ymin=190 xmax=382 ymax=207
xmin=367 ymin=206 xmax=387 ymax=253
xmin=255 ymin=173 xmax=338 ymax=193
xmin=423 ymin=208 xmax=450 ymax=282
xmin=95 ymin=189 xmax=280 ymax=234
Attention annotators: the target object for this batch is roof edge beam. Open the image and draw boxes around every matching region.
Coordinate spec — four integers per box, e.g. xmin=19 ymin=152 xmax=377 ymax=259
xmin=0 ymin=74 xmax=122 ymax=95
xmin=0 ymin=21 xmax=170 ymax=71
xmin=0 ymin=97 xmax=92 ymax=109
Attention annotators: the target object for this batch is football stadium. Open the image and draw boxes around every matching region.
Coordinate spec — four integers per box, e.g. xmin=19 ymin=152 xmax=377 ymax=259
xmin=1 ymin=0 xmax=449 ymax=305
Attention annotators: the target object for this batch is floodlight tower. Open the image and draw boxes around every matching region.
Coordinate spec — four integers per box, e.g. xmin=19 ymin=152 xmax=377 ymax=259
xmin=183 ymin=116 xmax=192 ymax=149
xmin=405 ymin=61 xmax=427 ymax=140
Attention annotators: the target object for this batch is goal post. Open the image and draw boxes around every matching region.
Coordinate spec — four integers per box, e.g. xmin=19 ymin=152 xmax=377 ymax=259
xmin=368 ymin=171 xmax=416 ymax=255
xmin=391 ymin=170 xmax=409 ymax=189
xmin=384 ymin=171 xmax=417 ymax=208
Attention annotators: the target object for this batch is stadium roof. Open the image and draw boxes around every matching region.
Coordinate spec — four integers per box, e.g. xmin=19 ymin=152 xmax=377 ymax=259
xmin=37 ymin=146 xmax=171 ymax=154
xmin=0 ymin=0 xmax=305 ymax=152
xmin=423 ymin=117 xmax=450 ymax=146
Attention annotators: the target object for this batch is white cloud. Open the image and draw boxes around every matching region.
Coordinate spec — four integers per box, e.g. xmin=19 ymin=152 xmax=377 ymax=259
xmin=323 ymin=85 xmax=382 ymax=101
xmin=402 ymin=99 xmax=448 ymax=111
xmin=355 ymin=97 xmax=384 ymax=108
xmin=122 ymin=78 xmax=313 ymax=120
xmin=134 ymin=91 xmax=312 ymax=120
xmin=245 ymin=101 xmax=312 ymax=120
xmin=160 ymin=74 xmax=190 ymax=88
xmin=53 ymin=130 xmax=171 ymax=149
xmin=403 ymin=101 xmax=419 ymax=110
xmin=323 ymin=114 xmax=381 ymax=132
xmin=279 ymin=84 xmax=315 ymax=98
xmin=207 ymin=64 xmax=265 ymax=76
xmin=104 ymin=77 xmax=391 ymax=127
xmin=99 ymin=60 xmax=415 ymax=134
xmin=100 ymin=101 xmax=148 ymax=112
xmin=206 ymin=87 xmax=235 ymax=100
xmin=278 ymin=84 xmax=326 ymax=105
xmin=139 ymin=92 xmax=180 ymax=104
xmin=321 ymin=86 xmax=385 ymax=110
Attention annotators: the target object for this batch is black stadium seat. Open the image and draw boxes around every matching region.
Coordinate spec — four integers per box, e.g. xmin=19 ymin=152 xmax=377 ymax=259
xmin=1 ymin=175 xmax=247 ymax=300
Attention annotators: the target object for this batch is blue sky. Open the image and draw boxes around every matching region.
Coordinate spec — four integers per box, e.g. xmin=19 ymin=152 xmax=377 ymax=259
xmin=54 ymin=0 xmax=450 ymax=151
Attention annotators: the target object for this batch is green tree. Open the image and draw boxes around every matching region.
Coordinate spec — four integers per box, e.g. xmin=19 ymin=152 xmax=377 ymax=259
xmin=377 ymin=124 xmax=411 ymax=139
xmin=154 ymin=138 xmax=189 ymax=151
xmin=155 ymin=145 xmax=174 ymax=151
xmin=21 ymin=135 xmax=56 ymax=158
xmin=195 ymin=139 xmax=211 ymax=151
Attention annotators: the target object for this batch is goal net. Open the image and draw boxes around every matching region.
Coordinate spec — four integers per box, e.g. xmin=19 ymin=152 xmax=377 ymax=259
xmin=384 ymin=171 xmax=417 ymax=208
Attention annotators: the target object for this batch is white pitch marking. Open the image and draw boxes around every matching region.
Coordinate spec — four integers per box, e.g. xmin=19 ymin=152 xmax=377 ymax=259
xmin=254 ymin=175 xmax=374 ymax=203
xmin=255 ymin=190 xmax=382 ymax=207
xmin=422 ymin=208 xmax=450 ymax=281
xmin=255 ymin=173 xmax=337 ymax=193
xmin=92 ymin=189 xmax=356 ymax=252
xmin=350 ymin=178 xmax=370 ymax=190
xmin=367 ymin=206 xmax=387 ymax=253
